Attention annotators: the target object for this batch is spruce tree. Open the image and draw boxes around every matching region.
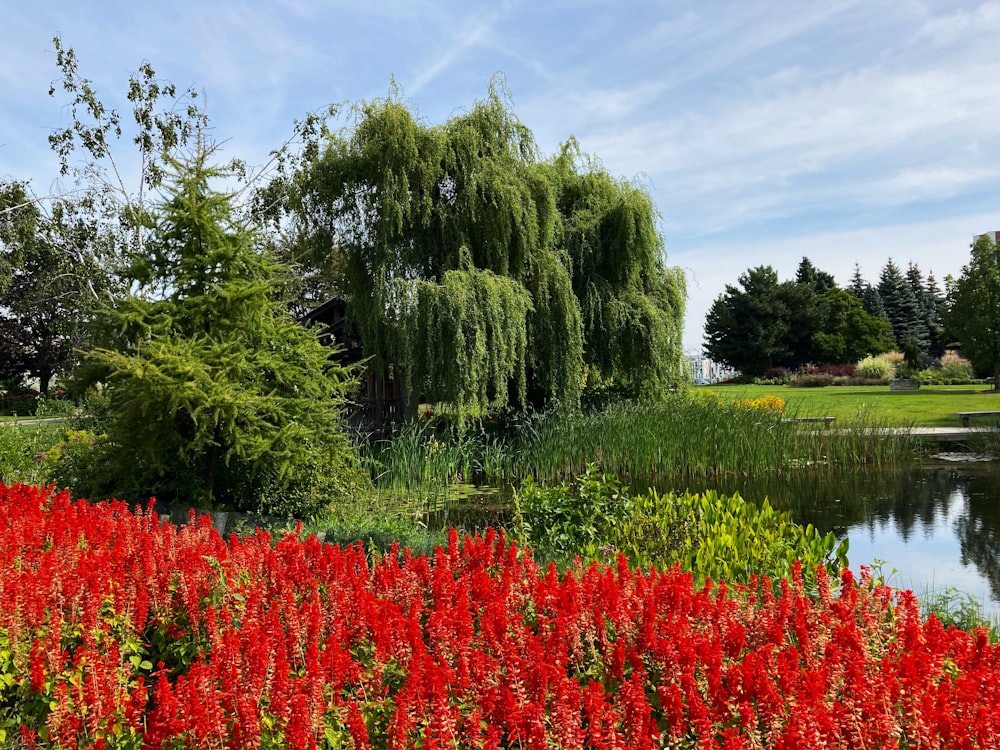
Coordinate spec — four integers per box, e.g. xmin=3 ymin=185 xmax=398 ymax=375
xmin=73 ymin=146 xmax=365 ymax=513
xmin=878 ymin=259 xmax=927 ymax=351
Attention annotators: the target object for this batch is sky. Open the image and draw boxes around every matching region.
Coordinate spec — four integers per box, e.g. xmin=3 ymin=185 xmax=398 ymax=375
xmin=3 ymin=1 xmax=999 ymax=353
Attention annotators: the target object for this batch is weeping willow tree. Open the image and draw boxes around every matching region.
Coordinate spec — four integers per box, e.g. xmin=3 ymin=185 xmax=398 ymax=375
xmin=273 ymin=83 xmax=685 ymax=414
xmin=547 ymin=140 xmax=687 ymax=394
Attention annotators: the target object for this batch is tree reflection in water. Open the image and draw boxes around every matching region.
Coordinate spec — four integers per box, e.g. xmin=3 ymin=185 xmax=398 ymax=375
xmin=704 ymin=461 xmax=1000 ymax=609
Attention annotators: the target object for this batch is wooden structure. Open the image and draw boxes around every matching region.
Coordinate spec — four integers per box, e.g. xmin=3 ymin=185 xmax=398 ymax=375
xmin=957 ymin=411 xmax=1000 ymax=428
xmin=301 ymin=298 xmax=404 ymax=430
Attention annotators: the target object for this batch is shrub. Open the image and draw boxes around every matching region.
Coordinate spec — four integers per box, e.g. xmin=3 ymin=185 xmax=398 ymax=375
xmin=856 ymin=353 xmax=898 ymax=380
xmin=733 ymin=395 xmax=785 ymax=411
xmin=754 ymin=367 xmax=792 ymax=385
xmin=789 ymin=374 xmax=834 ymax=388
xmin=794 ymin=363 xmax=855 ymax=380
xmin=939 ymin=352 xmax=975 ymax=381
xmin=515 ymin=465 xmax=847 ymax=586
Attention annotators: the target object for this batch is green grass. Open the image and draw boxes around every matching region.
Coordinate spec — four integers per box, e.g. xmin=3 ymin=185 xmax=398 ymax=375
xmin=507 ymin=396 xmax=918 ymax=486
xmin=703 ymin=384 xmax=1000 ymax=427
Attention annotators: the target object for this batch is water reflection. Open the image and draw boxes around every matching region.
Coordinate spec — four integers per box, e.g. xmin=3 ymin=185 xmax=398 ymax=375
xmin=703 ymin=461 xmax=1000 ymax=615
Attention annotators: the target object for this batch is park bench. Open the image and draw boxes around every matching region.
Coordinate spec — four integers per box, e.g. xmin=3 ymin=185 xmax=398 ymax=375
xmin=889 ymin=379 xmax=920 ymax=392
xmin=956 ymin=411 xmax=1000 ymax=428
xmin=783 ymin=416 xmax=836 ymax=425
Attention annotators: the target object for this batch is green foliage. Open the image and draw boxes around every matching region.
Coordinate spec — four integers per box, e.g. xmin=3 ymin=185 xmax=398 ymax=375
xmin=704 ymin=265 xmax=793 ymax=377
xmin=514 ymin=465 xmax=849 ymax=587
xmin=920 ymin=587 xmax=998 ymax=639
xmin=65 ymin=148 xmax=367 ymax=515
xmin=396 ymin=266 xmax=532 ymax=413
xmin=361 ymin=418 xmax=486 ymax=492
xmin=936 ymin=352 xmax=975 ymax=381
xmin=706 ymin=260 xmax=895 ymax=377
xmin=0 ymin=182 xmax=111 ymax=393
xmin=509 ymin=393 xmax=916 ymax=486
xmin=514 ymin=465 xmax=629 ymax=565
xmin=879 ymin=258 xmax=929 ymax=351
xmin=856 ymin=353 xmax=898 ymax=380
xmin=812 ymin=287 xmax=894 ymax=364
xmin=273 ymin=83 xmax=684 ymax=413
xmin=945 ymin=235 xmax=1000 ymax=388
xmin=0 ymin=423 xmax=62 ymax=486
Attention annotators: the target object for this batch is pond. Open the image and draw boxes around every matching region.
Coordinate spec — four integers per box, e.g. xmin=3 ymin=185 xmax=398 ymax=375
xmin=705 ymin=456 xmax=1000 ymax=619
xmin=436 ymin=456 xmax=1000 ymax=620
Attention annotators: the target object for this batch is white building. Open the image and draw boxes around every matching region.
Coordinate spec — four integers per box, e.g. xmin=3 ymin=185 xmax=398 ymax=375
xmin=687 ymin=353 xmax=738 ymax=384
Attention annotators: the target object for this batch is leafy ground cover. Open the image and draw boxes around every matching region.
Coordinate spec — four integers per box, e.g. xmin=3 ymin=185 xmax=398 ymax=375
xmin=2 ymin=482 xmax=1000 ymax=749
xmin=705 ymin=383 xmax=1000 ymax=427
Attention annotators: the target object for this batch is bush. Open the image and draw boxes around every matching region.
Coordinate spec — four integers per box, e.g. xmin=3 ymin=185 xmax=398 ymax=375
xmin=856 ymin=353 xmax=898 ymax=380
xmin=0 ymin=423 xmax=62 ymax=485
xmin=514 ymin=465 xmax=848 ymax=586
xmin=938 ymin=352 xmax=975 ymax=381
xmin=753 ymin=367 xmax=792 ymax=385
xmin=789 ymin=374 xmax=834 ymax=388
xmin=797 ymin=363 xmax=857 ymax=378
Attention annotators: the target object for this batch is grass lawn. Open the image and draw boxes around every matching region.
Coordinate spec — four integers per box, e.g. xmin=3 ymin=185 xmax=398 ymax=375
xmin=703 ymin=383 xmax=1000 ymax=427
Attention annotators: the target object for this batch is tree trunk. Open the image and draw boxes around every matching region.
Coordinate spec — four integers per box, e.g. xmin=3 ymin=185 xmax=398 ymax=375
xmin=204 ymin=424 xmax=222 ymax=507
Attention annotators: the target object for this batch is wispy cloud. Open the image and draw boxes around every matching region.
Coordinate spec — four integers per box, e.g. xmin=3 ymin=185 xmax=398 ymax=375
xmin=916 ymin=1 xmax=1000 ymax=45
xmin=5 ymin=0 xmax=1000 ymax=350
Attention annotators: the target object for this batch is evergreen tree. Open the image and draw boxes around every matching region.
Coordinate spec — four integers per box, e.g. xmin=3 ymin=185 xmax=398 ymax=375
xmin=704 ymin=266 xmax=792 ymax=377
xmin=849 ymin=263 xmax=888 ymax=320
xmin=906 ymin=262 xmax=940 ymax=355
xmin=878 ymin=258 xmax=927 ymax=351
xmin=73 ymin=147 xmax=365 ymax=513
xmin=795 ymin=256 xmax=836 ymax=293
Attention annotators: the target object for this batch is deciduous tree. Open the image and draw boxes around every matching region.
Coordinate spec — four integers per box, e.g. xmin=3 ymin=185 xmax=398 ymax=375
xmin=271 ymin=85 xmax=685 ymax=413
xmin=945 ymin=234 xmax=1000 ymax=390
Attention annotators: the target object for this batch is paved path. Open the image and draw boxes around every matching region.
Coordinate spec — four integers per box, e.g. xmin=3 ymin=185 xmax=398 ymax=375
xmin=0 ymin=417 xmax=70 ymax=426
xmin=905 ymin=426 xmax=998 ymax=441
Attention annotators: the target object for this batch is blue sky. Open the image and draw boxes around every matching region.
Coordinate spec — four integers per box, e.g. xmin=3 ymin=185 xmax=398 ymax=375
xmin=3 ymin=1 xmax=999 ymax=352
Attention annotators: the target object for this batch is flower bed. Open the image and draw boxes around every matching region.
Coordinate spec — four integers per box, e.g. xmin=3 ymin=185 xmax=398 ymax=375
xmin=1 ymin=482 xmax=998 ymax=748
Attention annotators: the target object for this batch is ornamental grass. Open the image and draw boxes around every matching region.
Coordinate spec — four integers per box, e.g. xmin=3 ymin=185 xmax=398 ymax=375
xmin=1 ymin=482 xmax=999 ymax=749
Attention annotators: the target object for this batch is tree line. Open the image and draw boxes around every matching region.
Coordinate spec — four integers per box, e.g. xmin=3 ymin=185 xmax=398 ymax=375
xmin=704 ymin=256 xmax=951 ymax=379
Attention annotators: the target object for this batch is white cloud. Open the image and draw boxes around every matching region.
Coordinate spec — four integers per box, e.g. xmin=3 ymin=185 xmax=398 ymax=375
xmin=916 ymin=1 xmax=1000 ymax=45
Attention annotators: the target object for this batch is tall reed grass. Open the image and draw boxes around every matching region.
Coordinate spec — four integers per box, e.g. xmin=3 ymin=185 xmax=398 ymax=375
xmin=361 ymin=394 xmax=920 ymax=498
xmin=509 ymin=395 xmax=919 ymax=484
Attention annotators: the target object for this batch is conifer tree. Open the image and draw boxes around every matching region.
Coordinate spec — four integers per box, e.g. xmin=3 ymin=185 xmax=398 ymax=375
xmin=878 ymin=258 xmax=927 ymax=351
xmin=73 ymin=146 xmax=365 ymax=513
xmin=946 ymin=234 xmax=1000 ymax=389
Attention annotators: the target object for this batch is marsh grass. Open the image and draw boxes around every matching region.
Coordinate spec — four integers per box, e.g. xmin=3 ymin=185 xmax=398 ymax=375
xmin=919 ymin=586 xmax=999 ymax=641
xmin=510 ymin=396 xmax=918 ymax=485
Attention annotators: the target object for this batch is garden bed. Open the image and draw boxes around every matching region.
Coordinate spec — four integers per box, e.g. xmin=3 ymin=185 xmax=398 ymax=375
xmin=2 ymin=482 xmax=999 ymax=748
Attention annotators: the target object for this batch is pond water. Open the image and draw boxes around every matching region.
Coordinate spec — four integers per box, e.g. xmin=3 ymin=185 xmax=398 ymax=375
xmin=704 ymin=457 xmax=1000 ymax=619
xmin=438 ymin=457 xmax=1000 ymax=619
